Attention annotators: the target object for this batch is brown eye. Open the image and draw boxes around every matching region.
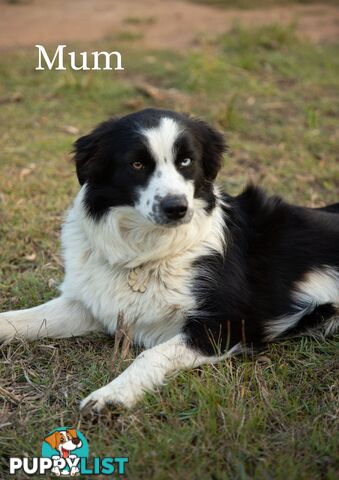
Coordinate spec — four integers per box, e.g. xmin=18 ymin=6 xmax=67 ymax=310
xmin=60 ymin=438 xmax=65 ymax=443
xmin=132 ymin=161 xmax=144 ymax=170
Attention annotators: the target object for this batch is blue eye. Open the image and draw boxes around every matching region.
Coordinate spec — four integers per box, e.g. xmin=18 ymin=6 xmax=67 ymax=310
xmin=179 ymin=158 xmax=192 ymax=168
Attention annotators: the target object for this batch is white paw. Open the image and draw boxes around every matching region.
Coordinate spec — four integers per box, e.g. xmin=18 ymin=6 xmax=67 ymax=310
xmin=0 ymin=312 xmax=17 ymax=342
xmin=80 ymin=381 xmax=140 ymax=413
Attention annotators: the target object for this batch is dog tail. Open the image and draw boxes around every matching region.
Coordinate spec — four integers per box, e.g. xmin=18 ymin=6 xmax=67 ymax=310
xmin=315 ymin=202 xmax=339 ymax=214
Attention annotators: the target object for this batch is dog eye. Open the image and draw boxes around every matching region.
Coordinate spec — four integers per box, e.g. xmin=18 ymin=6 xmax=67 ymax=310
xmin=179 ymin=158 xmax=192 ymax=168
xmin=131 ymin=161 xmax=145 ymax=170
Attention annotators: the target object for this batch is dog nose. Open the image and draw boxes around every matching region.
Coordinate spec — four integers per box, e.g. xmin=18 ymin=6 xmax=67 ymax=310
xmin=161 ymin=195 xmax=188 ymax=221
xmin=72 ymin=438 xmax=81 ymax=445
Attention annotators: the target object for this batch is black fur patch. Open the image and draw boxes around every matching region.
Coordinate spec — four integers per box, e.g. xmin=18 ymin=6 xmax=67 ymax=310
xmin=184 ymin=186 xmax=339 ymax=355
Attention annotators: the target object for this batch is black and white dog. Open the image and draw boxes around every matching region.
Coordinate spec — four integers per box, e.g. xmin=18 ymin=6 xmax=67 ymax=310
xmin=1 ymin=108 xmax=338 ymax=412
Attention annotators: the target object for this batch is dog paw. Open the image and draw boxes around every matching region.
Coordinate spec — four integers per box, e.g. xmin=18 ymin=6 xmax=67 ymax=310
xmin=80 ymin=382 xmax=139 ymax=414
xmin=0 ymin=313 xmax=16 ymax=343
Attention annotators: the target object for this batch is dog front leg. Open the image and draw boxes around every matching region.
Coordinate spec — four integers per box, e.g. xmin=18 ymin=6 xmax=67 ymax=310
xmin=0 ymin=296 xmax=101 ymax=342
xmin=80 ymin=333 xmax=222 ymax=413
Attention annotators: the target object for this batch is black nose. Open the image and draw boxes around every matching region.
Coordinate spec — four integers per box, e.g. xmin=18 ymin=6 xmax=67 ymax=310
xmin=161 ymin=195 xmax=188 ymax=221
xmin=72 ymin=437 xmax=81 ymax=445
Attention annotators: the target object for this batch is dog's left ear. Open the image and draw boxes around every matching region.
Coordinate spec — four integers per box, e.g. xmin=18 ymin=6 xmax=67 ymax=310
xmin=67 ymin=429 xmax=77 ymax=439
xmin=193 ymin=119 xmax=227 ymax=181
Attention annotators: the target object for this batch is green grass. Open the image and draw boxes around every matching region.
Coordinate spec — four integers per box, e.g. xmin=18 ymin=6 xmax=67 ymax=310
xmin=0 ymin=23 xmax=338 ymax=479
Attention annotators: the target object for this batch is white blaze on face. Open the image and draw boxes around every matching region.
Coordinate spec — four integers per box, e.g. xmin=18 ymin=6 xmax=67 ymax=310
xmin=58 ymin=431 xmax=82 ymax=455
xmin=135 ymin=117 xmax=194 ymax=225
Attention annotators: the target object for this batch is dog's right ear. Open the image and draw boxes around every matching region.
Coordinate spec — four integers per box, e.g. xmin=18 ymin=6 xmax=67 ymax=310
xmin=73 ymin=118 xmax=119 ymax=185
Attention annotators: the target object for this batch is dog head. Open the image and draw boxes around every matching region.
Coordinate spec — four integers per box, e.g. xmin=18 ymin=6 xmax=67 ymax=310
xmin=44 ymin=429 xmax=82 ymax=458
xmin=73 ymin=108 xmax=226 ymax=226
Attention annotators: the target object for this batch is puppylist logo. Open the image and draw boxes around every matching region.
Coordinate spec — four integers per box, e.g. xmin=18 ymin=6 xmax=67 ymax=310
xmin=9 ymin=427 xmax=128 ymax=476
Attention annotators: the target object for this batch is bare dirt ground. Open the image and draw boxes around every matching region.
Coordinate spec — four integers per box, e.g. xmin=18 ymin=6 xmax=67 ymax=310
xmin=0 ymin=0 xmax=338 ymax=50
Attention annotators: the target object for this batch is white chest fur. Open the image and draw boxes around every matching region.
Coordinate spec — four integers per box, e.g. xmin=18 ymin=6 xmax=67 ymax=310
xmin=60 ymin=186 xmax=225 ymax=347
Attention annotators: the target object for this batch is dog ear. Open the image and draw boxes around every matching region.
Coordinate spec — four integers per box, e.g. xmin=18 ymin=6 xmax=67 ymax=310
xmin=73 ymin=133 xmax=98 ymax=185
xmin=193 ymin=119 xmax=227 ymax=181
xmin=44 ymin=431 xmax=60 ymax=450
xmin=73 ymin=118 xmax=119 ymax=186
xmin=67 ymin=429 xmax=77 ymax=439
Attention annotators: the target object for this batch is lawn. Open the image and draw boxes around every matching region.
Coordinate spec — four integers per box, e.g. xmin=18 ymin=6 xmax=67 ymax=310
xmin=0 ymin=22 xmax=338 ymax=480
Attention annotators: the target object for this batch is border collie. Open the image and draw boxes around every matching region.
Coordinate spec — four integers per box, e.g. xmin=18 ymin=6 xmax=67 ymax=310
xmin=1 ymin=108 xmax=338 ymax=413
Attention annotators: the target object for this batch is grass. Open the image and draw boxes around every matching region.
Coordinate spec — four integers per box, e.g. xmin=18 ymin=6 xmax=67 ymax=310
xmin=0 ymin=22 xmax=338 ymax=480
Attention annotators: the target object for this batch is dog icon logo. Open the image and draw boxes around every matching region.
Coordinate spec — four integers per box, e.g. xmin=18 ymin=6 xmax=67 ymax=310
xmin=41 ymin=427 xmax=89 ymax=476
